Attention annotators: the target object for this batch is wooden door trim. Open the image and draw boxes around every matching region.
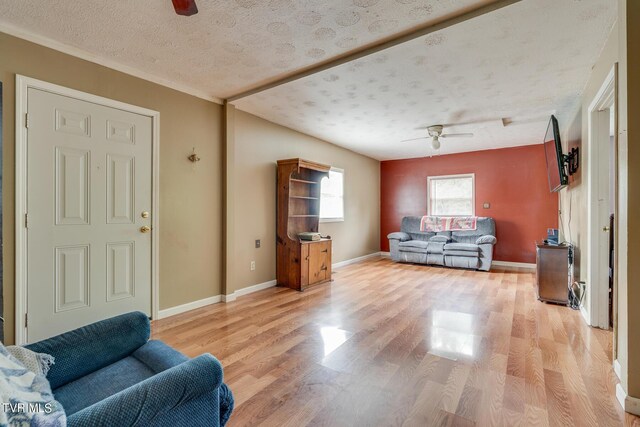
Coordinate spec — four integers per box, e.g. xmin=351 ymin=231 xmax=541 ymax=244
xmin=15 ymin=75 xmax=161 ymax=344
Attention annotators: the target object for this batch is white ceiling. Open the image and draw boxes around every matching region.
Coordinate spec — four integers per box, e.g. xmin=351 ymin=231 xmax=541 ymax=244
xmin=235 ymin=0 xmax=617 ymax=160
xmin=0 ymin=0 xmax=491 ymax=99
xmin=0 ymin=0 xmax=616 ymax=160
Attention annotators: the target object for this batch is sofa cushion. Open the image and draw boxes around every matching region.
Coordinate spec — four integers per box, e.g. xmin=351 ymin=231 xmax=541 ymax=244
xmin=427 ymin=242 xmax=445 ymax=254
xmin=444 ymin=243 xmax=480 ymax=252
xmin=54 ymin=341 xmax=188 ymax=416
xmin=54 ymin=356 xmax=155 ymax=416
xmin=444 ymin=250 xmax=480 ymax=258
xmin=399 ymin=240 xmax=429 ymax=250
xmin=429 ymin=235 xmax=450 ymax=243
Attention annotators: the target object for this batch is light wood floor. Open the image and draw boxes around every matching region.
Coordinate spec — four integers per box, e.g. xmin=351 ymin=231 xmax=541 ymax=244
xmin=153 ymin=258 xmax=640 ymax=426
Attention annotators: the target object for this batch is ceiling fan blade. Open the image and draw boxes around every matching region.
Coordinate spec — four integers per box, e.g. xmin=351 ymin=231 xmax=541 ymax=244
xmin=442 ymin=119 xmax=502 ymax=128
xmin=401 ymin=137 xmax=429 ymax=143
xmin=440 ymin=133 xmax=474 ymax=138
xmin=172 ymin=0 xmax=198 ymax=16
xmin=501 ymin=115 xmax=550 ymax=127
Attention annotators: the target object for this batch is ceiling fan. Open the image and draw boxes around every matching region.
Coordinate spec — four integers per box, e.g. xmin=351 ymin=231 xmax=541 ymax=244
xmin=172 ymin=0 xmax=198 ymax=16
xmin=401 ymin=125 xmax=473 ymax=150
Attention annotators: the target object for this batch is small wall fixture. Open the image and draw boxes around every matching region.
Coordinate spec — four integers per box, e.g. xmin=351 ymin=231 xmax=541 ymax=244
xmin=188 ymin=147 xmax=201 ymax=163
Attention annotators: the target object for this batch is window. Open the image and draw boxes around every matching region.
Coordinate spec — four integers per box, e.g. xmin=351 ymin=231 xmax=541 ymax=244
xmin=320 ymin=168 xmax=344 ymax=222
xmin=427 ymin=174 xmax=475 ymax=216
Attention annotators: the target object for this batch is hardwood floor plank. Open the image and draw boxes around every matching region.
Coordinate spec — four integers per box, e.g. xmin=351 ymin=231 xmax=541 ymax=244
xmin=151 ymin=258 xmax=637 ymax=426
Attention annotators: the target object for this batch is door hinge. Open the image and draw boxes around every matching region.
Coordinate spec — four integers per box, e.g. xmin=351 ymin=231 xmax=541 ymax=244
xmin=25 ymin=313 xmax=28 ymax=328
xmin=24 ymin=213 xmax=29 ymax=229
xmin=25 ymin=113 xmax=30 ymax=129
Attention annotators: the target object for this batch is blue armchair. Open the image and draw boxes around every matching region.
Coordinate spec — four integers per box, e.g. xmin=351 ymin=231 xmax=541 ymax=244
xmin=25 ymin=312 xmax=234 ymax=427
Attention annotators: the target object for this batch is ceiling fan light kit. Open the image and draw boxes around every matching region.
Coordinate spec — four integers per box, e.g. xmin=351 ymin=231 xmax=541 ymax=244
xmin=431 ymin=136 xmax=441 ymax=150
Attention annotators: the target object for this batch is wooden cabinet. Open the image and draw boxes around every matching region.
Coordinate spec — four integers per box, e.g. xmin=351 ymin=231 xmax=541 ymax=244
xmin=276 ymin=159 xmax=333 ymax=291
xmin=302 ymin=239 xmax=332 ymax=286
xmin=536 ymin=243 xmax=569 ymax=305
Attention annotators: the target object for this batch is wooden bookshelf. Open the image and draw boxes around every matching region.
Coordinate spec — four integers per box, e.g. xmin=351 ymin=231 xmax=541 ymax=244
xmin=276 ymin=158 xmax=333 ymax=291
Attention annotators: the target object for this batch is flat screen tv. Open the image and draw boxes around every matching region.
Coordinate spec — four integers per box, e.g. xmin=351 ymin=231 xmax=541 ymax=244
xmin=543 ymin=115 xmax=568 ymax=192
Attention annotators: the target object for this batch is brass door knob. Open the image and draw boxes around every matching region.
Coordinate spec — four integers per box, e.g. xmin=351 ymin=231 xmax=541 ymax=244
xmin=141 ymin=211 xmax=150 ymax=218
xmin=140 ymin=226 xmax=151 ymax=233
xmin=603 ymin=226 xmax=611 ymax=232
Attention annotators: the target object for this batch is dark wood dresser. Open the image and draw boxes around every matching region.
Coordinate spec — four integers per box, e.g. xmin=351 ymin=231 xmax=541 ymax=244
xmin=535 ymin=243 xmax=569 ymax=305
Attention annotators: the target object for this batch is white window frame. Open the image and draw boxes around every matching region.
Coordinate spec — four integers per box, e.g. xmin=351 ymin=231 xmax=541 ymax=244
xmin=427 ymin=173 xmax=476 ymax=217
xmin=320 ymin=167 xmax=344 ymax=223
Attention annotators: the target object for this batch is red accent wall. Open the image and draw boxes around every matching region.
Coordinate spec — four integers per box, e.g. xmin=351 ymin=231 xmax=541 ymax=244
xmin=380 ymin=145 xmax=559 ymax=263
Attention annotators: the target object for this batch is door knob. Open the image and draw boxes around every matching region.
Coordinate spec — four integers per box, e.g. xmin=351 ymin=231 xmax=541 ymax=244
xmin=140 ymin=226 xmax=151 ymax=233
xmin=141 ymin=211 xmax=150 ymax=218
xmin=603 ymin=226 xmax=611 ymax=232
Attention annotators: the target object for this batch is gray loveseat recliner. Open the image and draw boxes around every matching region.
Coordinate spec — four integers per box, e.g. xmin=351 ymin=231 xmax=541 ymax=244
xmin=388 ymin=216 xmax=497 ymax=271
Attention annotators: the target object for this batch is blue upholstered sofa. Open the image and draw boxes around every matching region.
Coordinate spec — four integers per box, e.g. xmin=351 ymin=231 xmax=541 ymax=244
xmin=25 ymin=311 xmax=234 ymax=427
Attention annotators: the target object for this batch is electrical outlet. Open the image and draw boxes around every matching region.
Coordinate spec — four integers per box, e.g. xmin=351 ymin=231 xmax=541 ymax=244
xmin=250 ymin=261 xmax=256 ymax=271
xmin=483 ymin=202 xmax=490 ymax=209
xmin=255 ymin=239 xmax=261 ymax=248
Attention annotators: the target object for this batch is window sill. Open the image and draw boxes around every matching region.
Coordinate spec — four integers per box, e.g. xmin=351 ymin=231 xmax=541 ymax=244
xmin=320 ymin=218 xmax=344 ymax=223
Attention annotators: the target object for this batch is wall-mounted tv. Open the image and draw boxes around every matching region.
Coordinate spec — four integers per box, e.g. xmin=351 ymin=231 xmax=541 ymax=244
xmin=544 ymin=115 xmax=569 ymax=192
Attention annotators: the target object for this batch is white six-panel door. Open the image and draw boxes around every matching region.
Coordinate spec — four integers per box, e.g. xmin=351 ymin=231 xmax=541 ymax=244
xmin=26 ymin=87 xmax=153 ymax=342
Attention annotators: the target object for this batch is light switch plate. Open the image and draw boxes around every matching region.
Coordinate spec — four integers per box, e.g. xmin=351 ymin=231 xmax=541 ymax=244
xmin=255 ymin=239 xmax=261 ymax=248
xmin=250 ymin=261 xmax=256 ymax=271
xmin=483 ymin=202 xmax=491 ymax=209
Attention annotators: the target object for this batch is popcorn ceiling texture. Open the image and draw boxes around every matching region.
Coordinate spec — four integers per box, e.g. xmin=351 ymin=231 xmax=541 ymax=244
xmin=235 ymin=0 xmax=616 ymax=160
xmin=0 ymin=0 xmax=616 ymax=160
xmin=0 ymin=0 xmax=487 ymax=98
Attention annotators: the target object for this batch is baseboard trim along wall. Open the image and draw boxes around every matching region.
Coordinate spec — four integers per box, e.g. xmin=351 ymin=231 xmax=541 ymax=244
xmin=158 ymin=252 xmax=386 ymax=317
xmin=236 ymin=280 xmax=278 ymax=298
xmin=616 ymin=383 xmax=640 ymax=416
xmin=381 ymin=253 xmax=535 ymax=270
xmin=332 ymin=252 xmax=384 ymax=269
xmin=614 ymin=359 xmax=622 ymax=380
xmin=157 ymin=295 xmax=222 ymax=319
xmin=491 ymin=260 xmax=536 ymax=269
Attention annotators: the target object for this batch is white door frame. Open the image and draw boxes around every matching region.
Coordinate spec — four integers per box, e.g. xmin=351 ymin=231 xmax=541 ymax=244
xmin=586 ymin=65 xmax=617 ymax=329
xmin=15 ymin=75 xmax=160 ymax=344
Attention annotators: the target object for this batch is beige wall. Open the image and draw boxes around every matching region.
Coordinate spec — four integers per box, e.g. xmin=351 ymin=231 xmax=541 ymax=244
xmin=0 ymin=32 xmax=224 ymax=344
xmin=619 ymin=0 xmax=640 ymax=398
xmin=231 ymin=110 xmax=380 ymax=292
xmin=560 ymin=0 xmax=640 ymax=400
xmin=559 ymin=22 xmax=619 ymax=321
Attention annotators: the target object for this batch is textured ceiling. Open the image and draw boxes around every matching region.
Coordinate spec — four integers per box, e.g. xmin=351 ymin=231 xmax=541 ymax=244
xmin=0 ymin=0 xmax=492 ymax=99
xmin=235 ymin=0 xmax=616 ymax=160
xmin=0 ymin=0 xmax=616 ymax=160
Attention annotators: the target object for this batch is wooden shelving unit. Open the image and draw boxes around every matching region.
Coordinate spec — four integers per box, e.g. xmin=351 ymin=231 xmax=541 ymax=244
xmin=277 ymin=158 xmax=333 ymax=291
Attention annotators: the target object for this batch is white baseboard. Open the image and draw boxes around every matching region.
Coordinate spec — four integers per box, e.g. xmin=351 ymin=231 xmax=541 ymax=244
xmin=616 ymin=383 xmax=640 ymax=416
xmin=221 ymin=293 xmax=237 ymax=303
xmin=580 ymin=305 xmax=591 ymax=326
xmin=332 ymin=252 xmax=383 ymax=269
xmin=157 ymin=295 xmax=222 ymax=319
xmin=380 ymin=251 xmax=391 ymax=257
xmin=235 ymin=279 xmax=277 ymax=297
xmin=614 ymin=359 xmax=622 ymax=380
xmin=491 ymin=260 xmax=536 ymax=269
